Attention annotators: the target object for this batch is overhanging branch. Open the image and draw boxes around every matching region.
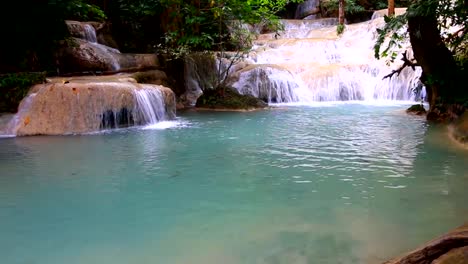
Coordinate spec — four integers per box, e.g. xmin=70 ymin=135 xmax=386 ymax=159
xmin=383 ymin=51 xmax=419 ymax=79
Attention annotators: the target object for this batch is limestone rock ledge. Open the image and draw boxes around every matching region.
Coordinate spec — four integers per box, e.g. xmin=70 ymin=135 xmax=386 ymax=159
xmin=384 ymin=223 xmax=468 ymax=264
xmin=9 ymin=78 xmax=176 ymax=136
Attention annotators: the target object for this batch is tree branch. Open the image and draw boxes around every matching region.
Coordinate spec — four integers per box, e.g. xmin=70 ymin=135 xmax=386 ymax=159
xmin=383 ymin=51 xmax=419 ymax=79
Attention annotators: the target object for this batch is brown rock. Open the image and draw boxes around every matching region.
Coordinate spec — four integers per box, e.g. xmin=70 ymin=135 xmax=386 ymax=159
xmin=384 ymin=223 xmax=468 ymax=264
xmin=58 ymin=38 xmax=121 ymax=73
xmin=432 ymin=246 xmax=468 ymax=264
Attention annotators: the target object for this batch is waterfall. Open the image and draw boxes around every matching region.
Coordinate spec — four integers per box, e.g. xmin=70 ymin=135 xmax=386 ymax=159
xmin=1 ymin=81 xmax=175 ymax=136
xmin=83 ymin=24 xmax=97 ymax=43
xmin=133 ymin=87 xmax=167 ymax=125
xmin=222 ymin=13 xmax=423 ymax=104
xmin=89 ymin=42 xmax=121 ymax=71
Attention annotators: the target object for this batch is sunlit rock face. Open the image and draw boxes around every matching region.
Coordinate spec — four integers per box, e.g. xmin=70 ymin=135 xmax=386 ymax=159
xmin=7 ymin=77 xmax=175 ymax=136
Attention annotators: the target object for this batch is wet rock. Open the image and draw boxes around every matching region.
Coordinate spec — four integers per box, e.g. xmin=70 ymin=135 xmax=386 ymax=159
xmin=406 ymin=104 xmax=426 ymax=115
xmin=58 ymin=38 xmax=121 ymax=73
xmin=432 ymin=246 xmax=468 ymax=264
xmin=66 ymin=20 xmax=118 ymax=49
xmin=383 ymin=223 xmax=468 ymax=264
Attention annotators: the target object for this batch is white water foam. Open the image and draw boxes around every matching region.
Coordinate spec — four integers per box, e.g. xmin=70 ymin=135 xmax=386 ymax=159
xmin=142 ymin=120 xmax=191 ymax=130
xmin=218 ymin=15 xmax=423 ymax=104
xmin=133 ymin=88 xmax=168 ymax=125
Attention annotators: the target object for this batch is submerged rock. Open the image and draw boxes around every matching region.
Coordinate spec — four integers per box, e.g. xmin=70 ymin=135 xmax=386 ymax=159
xmin=8 ymin=78 xmax=176 ymax=136
xmin=384 ymin=223 xmax=468 ymax=264
xmin=451 ymin=112 xmax=468 ymax=145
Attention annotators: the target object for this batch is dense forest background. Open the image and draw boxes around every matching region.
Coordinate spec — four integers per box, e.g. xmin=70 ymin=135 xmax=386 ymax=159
xmin=0 ymin=0 xmax=466 ymax=116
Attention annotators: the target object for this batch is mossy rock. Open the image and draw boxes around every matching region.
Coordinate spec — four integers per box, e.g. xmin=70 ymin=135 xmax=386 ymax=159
xmin=406 ymin=104 xmax=426 ymax=115
xmin=0 ymin=72 xmax=46 ymax=113
xmin=196 ymin=87 xmax=267 ymax=110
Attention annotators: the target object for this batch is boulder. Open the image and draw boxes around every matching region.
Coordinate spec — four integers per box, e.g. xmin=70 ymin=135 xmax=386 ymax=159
xmin=57 ymin=38 xmax=159 ymax=74
xmin=384 ymin=223 xmax=468 ymax=264
xmin=58 ymin=38 xmax=121 ymax=73
xmin=66 ymin=20 xmax=118 ymax=49
xmin=406 ymin=104 xmax=426 ymax=115
xmin=295 ymin=0 xmax=321 ymax=19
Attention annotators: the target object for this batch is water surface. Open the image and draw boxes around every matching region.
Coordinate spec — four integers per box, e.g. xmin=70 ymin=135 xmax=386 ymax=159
xmin=1 ymin=104 xmax=467 ymax=264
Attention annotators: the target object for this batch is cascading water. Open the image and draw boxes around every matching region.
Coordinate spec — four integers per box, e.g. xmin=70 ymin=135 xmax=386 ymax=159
xmin=133 ymin=87 xmax=167 ymax=125
xmin=83 ymin=24 xmax=97 ymax=43
xmin=222 ymin=12 xmax=423 ymax=104
xmin=1 ymin=81 xmax=175 ymax=136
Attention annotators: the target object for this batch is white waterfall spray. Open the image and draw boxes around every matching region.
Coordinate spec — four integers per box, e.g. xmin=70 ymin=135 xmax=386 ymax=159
xmin=133 ymin=87 xmax=168 ymax=125
xmin=83 ymin=24 xmax=97 ymax=43
xmin=221 ymin=14 xmax=423 ymax=104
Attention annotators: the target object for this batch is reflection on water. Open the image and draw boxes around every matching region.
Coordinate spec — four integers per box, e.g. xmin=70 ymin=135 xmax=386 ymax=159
xmin=0 ymin=104 xmax=467 ymax=264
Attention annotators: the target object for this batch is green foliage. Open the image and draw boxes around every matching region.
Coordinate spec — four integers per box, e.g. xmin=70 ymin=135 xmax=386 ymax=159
xmin=373 ymin=14 xmax=408 ymax=63
xmin=0 ymin=72 xmax=46 ymax=112
xmin=0 ymin=0 xmax=105 ymax=73
xmin=374 ymin=0 xmax=468 ymax=63
xmin=159 ymin=0 xmax=303 ymax=52
xmin=337 ymin=24 xmax=345 ymax=35
xmin=322 ymin=0 xmax=365 ymax=15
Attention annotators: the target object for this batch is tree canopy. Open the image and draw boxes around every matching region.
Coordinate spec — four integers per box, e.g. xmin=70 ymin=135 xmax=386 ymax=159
xmin=374 ymin=0 xmax=467 ymax=114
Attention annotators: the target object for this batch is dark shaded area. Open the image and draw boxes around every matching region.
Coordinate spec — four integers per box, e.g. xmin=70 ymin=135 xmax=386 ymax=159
xmin=100 ymin=108 xmax=134 ymax=129
xmin=0 ymin=72 xmax=46 ymax=113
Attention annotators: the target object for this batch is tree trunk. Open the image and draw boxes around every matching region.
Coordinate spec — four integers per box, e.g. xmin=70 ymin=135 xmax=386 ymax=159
xmin=339 ymin=0 xmax=345 ymax=25
xmin=388 ymin=0 xmax=395 ymax=16
xmin=406 ymin=5 xmax=460 ymax=111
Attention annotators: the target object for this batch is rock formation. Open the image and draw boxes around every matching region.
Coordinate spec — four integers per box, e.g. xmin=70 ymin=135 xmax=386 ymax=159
xmin=7 ymin=77 xmax=176 ymax=136
xmin=384 ymin=223 xmax=468 ymax=264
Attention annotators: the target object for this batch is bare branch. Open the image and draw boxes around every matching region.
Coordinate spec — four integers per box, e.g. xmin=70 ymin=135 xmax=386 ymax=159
xmin=383 ymin=51 xmax=419 ymax=79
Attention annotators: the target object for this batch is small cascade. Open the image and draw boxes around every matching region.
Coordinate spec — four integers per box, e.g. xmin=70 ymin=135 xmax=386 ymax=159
xmin=133 ymin=87 xmax=167 ymax=125
xmin=3 ymin=80 xmax=176 ymax=136
xmin=216 ymin=10 xmax=424 ymax=104
xmin=3 ymin=92 xmax=38 ymax=135
xmin=83 ymin=24 xmax=97 ymax=43
xmin=234 ymin=66 xmax=300 ymax=103
xmin=88 ymin=42 xmax=121 ymax=71
xmin=182 ymin=53 xmax=217 ymax=106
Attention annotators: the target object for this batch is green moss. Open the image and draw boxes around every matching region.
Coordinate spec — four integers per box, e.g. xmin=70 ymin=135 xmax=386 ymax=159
xmin=196 ymin=86 xmax=267 ymax=110
xmin=337 ymin=24 xmax=345 ymax=35
xmin=0 ymin=72 xmax=46 ymax=113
